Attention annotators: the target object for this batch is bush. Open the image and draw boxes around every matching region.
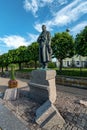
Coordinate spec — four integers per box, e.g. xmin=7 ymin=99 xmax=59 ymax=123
xmin=28 ymin=60 xmax=35 ymax=68
xmin=56 ymin=68 xmax=87 ymax=77
xmin=48 ymin=62 xmax=56 ymax=68
xmin=9 ymin=64 xmax=16 ymax=80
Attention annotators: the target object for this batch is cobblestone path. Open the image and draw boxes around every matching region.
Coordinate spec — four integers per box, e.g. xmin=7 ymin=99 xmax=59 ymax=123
xmin=0 ymin=86 xmax=87 ymax=130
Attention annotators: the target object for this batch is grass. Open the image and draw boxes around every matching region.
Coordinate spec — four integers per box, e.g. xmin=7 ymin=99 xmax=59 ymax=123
xmin=56 ymin=68 xmax=87 ymax=77
xmin=16 ymin=68 xmax=35 ymax=72
xmin=15 ymin=67 xmax=87 ymax=77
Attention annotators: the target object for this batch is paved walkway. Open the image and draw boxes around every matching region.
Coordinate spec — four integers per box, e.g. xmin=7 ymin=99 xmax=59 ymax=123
xmin=0 ymin=77 xmax=87 ymax=130
xmin=0 ymin=100 xmax=29 ymax=130
xmin=0 ymin=77 xmax=28 ymax=92
xmin=0 ymin=77 xmax=87 ymax=97
xmin=57 ymin=84 xmax=87 ymax=97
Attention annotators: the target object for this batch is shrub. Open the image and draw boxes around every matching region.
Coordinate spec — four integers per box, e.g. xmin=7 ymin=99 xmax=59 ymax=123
xmin=48 ymin=62 xmax=56 ymax=68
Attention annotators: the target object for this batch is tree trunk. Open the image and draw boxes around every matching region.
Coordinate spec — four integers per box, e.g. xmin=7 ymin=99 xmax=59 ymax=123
xmin=19 ymin=63 xmax=22 ymax=70
xmin=79 ymin=56 xmax=82 ymax=76
xmin=35 ymin=61 xmax=37 ymax=69
xmin=6 ymin=65 xmax=8 ymax=71
xmin=2 ymin=66 xmax=3 ymax=73
xmin=59 ymin=59 xmax=63 ymax=72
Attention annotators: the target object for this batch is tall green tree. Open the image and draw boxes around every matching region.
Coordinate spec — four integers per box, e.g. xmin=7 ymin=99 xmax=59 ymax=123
xmin=0 ymin=55 xmax=4 ymax=72
xmin=75 ymin=26 xmax=87 ymax=56
xmin=0 ymin=53 xmax=10 ymax=72
xmin=8 ymin=46 xmax=30 ymax=70
xmin=8 ymin=49 xmax=17 ymax=64
xmin=27 ymin=42 xmax=39 ymax=68
xmin=16 ymin=46 xmax=28 ymax=70
xmin=52 ymin=32 xmax=74 ymax=71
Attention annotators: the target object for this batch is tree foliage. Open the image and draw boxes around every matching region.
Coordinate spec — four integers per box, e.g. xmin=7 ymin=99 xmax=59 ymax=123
xmin=0 ymin=53 xmax=11 ymax=72
xmin=8 ymin=46 xmax=30 ymax=70
xmin=8 ymin=49 xmax=17 ymax=64
xmin=27 ymin=42 xmax=39 ymax=68
xmin=0 ymin=31 xmax=78 ymax=71
xmin=16 ymin=46 xmax=28 ymax=70
xmin=51 ymin=32 xmax=74 ymax=71
xmin=75 ymin=26 xmax=87 ymax=56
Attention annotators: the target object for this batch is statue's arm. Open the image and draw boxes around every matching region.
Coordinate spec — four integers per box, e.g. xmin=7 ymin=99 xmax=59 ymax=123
xmin=37 ymin=33 xmax=42 ymax=43
xmin=37 ymin=36 xmax=40 ymax=43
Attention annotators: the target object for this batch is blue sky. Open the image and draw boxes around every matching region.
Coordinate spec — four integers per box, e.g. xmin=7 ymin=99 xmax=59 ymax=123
xmin=0 ymin=0 xmax=87 ymax=54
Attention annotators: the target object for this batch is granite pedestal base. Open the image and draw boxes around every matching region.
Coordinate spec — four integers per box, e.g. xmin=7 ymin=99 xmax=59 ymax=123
xmin=28 ymin=69 xmax=56 ymax=104
xmin=35 ymin=100 xmax=65 ymax=130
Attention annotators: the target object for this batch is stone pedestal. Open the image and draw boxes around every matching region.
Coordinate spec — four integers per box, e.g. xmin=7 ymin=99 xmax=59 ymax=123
xmin=3 ymin=88 xmax=18 ymax=101
xmin=29 ymin=69 xmax=56 ymax=104
xmin=35 ymin=100 xmax=65 ymax=130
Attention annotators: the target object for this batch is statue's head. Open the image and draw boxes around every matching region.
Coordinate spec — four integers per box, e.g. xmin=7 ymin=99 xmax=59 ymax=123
xmin=42 ymin=25 xmax=46 ymax=31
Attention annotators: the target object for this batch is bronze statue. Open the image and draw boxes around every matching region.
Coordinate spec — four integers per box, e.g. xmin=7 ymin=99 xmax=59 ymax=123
xmin=37 ymin=25 xmax=52 ymax=69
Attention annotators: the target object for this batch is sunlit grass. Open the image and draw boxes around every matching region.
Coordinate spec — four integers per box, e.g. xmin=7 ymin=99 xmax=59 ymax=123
xmin=56 ymin=68 xmax=87 ymax=77
xmin=15 ymin=67 xmax=87 ymax=77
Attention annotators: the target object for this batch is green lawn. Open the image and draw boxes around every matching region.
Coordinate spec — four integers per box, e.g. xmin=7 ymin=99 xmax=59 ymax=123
xmin=16 ymin=68 xmax=35 ymax=72
xmin=15 ymin=67 xmax=87 ymax=77
xmin=56 ymin=68 xmax=87 ymax=77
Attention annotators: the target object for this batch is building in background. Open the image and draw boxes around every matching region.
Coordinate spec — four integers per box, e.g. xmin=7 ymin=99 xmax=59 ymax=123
xmin=56 ymin=55 xmax=87 ymax=68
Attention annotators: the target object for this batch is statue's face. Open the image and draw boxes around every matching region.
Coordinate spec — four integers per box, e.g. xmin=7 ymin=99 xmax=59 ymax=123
xmin=42 ymin=25 xmax=46 ymax=31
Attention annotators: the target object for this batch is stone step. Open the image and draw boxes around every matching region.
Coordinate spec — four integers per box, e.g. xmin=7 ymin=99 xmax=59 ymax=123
xmin=3 ymin=88 xmax=18 ymax=101
xmin=36 ymin=105 xmax=55 ymax=124
xmin=0 ymin=92 xmax=4 ymax=98
xmin=35 ymin=100 xmax=65 ymax=130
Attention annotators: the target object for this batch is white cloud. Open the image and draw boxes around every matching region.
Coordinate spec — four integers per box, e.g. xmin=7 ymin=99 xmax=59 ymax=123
xmin=53 ymin=0 xmax=87 ymax=26
xmin=34 ymin=23 xmax=44 ymax=32
xmin=0 ymin=34 xmax=39 ymax=52
xmin=23 ymin=0 xmax=67 ymax=17
xmin=41 ymin=0 xmax=53 ymax=3
xmin=24 ymin=0 xmax=38 ymax=17
xmin=34 ymin=21 xmax=54 ymax=32
xmin=34 ymin=0 xmax=87 ymax=32
xmin=58 ymin=0 xmax=67 ymax=5
xmin=0 ymin=50 xmax=3 ymax=55
xmin=48 ymin=0 xmax=68 ymax=15
xmin=0 ymin=35 xmax=29 ymax=48
xmin=28 ymin=33 xmax=38 ymax=43
xmin=71 ymin=21 xmax=87 ymax=36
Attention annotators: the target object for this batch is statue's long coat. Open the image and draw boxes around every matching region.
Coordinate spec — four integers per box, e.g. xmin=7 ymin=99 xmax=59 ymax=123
xmin=37 ymin=30 xmax=52 ymax=64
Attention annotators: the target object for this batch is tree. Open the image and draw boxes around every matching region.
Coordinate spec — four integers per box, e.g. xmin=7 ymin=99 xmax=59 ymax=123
xmin=16 ymin=46 xmax=28 ymax=70
xmin=51 ymin=32 xmax=74 ymax=71
xmin=27 ymin=42 xmax=39 ymax=68
xmin=0 ymin=53 xmax=11 ymax=72
xmin=0 ymin=43 xmax=38 ymax=71
xmin=8 ymin=46 xmax=30 ymax=70
xmin=75 ymin=26 xmax=87 ymax=56
xmin=0 ymin=55 xmax=4 ymax=72
xmin=8 ymin=49 xmax=18 ymax=64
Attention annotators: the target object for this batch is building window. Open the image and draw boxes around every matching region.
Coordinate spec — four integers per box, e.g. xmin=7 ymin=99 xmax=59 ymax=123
xmin=76 ymin=61 xmax=80 ymax=65
xmin=83 ymin=61 xmax=87 ymax=67
xmin=67 ymin=61 xmax=69 ymax=66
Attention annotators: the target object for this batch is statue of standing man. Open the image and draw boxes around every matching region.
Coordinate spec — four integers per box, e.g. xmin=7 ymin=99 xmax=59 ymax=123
xmin=37 ymin=25 xmax=52 ymax=69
